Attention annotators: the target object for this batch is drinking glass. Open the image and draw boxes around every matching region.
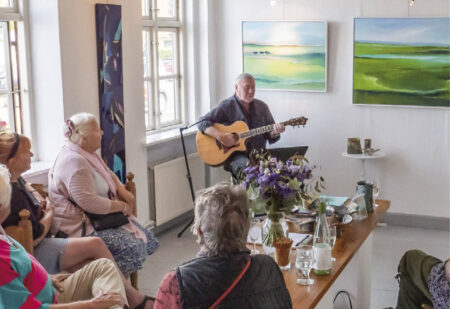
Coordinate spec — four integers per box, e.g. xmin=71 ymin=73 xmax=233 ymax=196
xmin=373 ymin=179 xmax=380 ymax=208
xmin=295 ymin=245 xmax=315 ymax=285
xmin=328 ymin=225 xmax=337 ymax=262
xmin=249 ymin=219 xmax=261 ymax=255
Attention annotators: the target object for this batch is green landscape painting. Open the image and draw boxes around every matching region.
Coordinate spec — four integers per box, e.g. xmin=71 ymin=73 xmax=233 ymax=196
xmin=353 ymin=18 xmax=450 ymax=107
xmin=242 ymin=21 xmax=327 ymax=92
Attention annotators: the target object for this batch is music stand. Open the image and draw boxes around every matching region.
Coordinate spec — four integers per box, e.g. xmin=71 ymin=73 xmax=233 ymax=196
xmin=176 ymin=125 xmax=196 ymax=237
xmin=266 ymin=146 xmax=308 ymax=161
xmin=177 ymin=119 xmax=207 ymax=238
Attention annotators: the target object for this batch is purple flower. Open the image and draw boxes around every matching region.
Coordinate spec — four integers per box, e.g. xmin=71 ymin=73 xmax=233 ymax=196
xmin=258 ymin=174 xmax=270 ymax=187
xmin=289 ymin=165 xmax=299 ymax=176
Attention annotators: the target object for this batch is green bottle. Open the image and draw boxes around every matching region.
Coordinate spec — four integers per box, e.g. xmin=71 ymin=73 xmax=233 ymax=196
xmin=313 ymin=199 xmax=331 ymax=275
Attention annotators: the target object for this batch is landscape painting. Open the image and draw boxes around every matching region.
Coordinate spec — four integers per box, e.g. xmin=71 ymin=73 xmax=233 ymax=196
xmin=353 ymin=18 xmax=450 ymax=107
xmin=242 ymin=21 xmax=327 ymax=92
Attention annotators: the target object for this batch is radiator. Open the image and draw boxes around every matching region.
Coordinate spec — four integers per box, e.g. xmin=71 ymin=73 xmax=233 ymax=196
xmin=148 ymin=153 xmax=206 ymax=226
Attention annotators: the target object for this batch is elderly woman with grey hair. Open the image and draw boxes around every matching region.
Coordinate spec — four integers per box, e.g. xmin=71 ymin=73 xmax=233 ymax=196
xmin=154 ymin=182 xmax=292 ymax=309
xmin=49 ymin=112 xmax=158 ymax=282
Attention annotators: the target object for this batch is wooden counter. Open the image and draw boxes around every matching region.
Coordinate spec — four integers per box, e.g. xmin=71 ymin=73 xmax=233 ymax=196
xmin=283 ymin=200 xmax=390 ymax=308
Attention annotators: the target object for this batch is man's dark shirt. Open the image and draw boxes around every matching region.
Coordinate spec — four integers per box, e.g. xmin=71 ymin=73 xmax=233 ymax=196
xmin=198 ymin=95 xmax=280 ymax=152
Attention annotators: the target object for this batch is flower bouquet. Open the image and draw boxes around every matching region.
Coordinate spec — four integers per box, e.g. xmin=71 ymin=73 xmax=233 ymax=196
xmin=239 ymin=151 xmax=324 ymax=251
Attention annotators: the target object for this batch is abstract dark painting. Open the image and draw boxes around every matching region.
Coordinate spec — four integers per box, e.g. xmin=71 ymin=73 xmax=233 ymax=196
xmin=95 ymin=4 xmax=126 ymax=182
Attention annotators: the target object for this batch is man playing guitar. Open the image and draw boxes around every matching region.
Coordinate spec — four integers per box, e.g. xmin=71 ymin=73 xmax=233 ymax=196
xmin=198 ymin=73 xmax=285 ymax=177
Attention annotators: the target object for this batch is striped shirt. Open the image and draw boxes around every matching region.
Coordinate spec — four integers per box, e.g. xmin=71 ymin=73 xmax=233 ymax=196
xmin=0 ymin=235 xmax=56 ymax=308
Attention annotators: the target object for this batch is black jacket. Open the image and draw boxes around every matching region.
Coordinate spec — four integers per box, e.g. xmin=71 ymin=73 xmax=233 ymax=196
xmin=176 ymin=251 xmax=292 ymax=309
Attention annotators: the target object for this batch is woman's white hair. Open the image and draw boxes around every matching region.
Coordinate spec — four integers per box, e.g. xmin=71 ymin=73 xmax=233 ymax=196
xmin=192 ymin=182 xmax=250 ymax=257
xmin=0 ymin=164 xmax=11 ymax=213
xmin=64 ymin=112 xmax=97 ymax=145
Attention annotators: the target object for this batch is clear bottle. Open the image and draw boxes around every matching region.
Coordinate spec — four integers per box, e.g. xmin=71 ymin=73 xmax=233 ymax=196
xmin=313 ymin=199 xmax=331 ymax=275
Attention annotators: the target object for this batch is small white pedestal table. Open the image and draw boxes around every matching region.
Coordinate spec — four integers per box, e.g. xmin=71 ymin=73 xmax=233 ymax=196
xmin=341 ymin=151 xmax=386 ymax=180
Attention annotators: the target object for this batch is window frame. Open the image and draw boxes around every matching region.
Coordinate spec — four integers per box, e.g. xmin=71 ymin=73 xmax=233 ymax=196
xmin=142 ymin=0 xmax=185 ymax=133
xmin=0 ymin=0 xmax=28 ymax=133
xmin=0 ymin=0 xmax=35 ymax=159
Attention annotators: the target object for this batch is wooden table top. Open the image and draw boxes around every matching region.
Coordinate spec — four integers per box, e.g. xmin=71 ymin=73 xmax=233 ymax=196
xmin=256 ymin=200 xmax=390 ymax=309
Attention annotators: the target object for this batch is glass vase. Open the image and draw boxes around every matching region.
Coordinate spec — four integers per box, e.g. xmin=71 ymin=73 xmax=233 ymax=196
xmin=262 ymin=211 xmax=289 ymax=257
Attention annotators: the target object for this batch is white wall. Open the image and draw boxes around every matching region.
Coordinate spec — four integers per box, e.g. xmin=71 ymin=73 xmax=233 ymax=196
xmin=28 ymin=0 xmax=150 ymax=222
xmin=28 ymin=0 xmax=65 ymax=163
xmin=207 ymin=0 xmax=450 ymax=218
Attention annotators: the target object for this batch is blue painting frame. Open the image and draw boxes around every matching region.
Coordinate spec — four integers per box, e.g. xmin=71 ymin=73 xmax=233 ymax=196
xmin=95 ymin=4 xmax=126 ymax=183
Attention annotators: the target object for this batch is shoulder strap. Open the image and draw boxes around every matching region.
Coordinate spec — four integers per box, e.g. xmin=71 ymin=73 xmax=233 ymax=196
xmin=209 ymin=258 xmax=251 ymax=309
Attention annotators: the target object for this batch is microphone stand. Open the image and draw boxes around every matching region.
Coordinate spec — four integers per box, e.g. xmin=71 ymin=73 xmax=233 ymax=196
xmin=177 ymin=119 xmax=205 ymax=238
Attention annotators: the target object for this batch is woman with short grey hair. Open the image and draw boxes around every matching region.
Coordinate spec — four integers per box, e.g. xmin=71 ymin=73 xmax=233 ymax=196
xmin=49 ymin=112 xmax=159 ymax=282
xmin=155 ymin=182 xmax=292 ymax=309
xmin=193 ymin=182 xmax=250 ymax=256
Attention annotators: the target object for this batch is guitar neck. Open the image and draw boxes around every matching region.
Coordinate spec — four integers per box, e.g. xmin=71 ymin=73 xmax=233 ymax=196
xmin=240 ymin=121 xmax=288 ymax=139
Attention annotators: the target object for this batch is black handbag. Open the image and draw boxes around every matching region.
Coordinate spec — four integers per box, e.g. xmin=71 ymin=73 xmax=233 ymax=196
xmin=86 ymin=212 xmax=129 ymax=231
xmin=67 ymin=197 xmax=129 ymax=234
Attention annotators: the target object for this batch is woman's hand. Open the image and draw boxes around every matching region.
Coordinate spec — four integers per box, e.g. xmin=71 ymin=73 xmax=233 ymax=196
xmin=88 ymin=292 xmax=124 ymax=309
xmin=34 ymin=199 xmax=55 ymax=247
xmin=121 ymin=202 xmax=134 ymax=217
xmin=117 ymin=186 xmax=136 ymax=210
xmin=43 ymin=198 xmax=55 ymax=219
xmin=110 ymin=200 xmax=133 ymax=216
xmin=50 ymin=273 xmax=71 ymax=292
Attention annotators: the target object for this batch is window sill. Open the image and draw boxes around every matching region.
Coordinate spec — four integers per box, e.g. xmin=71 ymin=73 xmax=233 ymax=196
xmin=146 ymin=126 xmax=197 ymax=147
xmin=23 ymin=161 xmax=53 ymax=178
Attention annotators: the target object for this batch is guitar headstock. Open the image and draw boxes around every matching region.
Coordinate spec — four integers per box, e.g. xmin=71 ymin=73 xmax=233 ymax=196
xmin=283 ymin=117 xmax=308 ymax=127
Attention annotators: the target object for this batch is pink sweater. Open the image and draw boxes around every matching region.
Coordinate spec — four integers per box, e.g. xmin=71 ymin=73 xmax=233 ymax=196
xmin=48 ymin=144 xmax=144 ymax=240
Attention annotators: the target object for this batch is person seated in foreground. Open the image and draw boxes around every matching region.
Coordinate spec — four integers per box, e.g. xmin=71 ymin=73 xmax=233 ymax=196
xmin=0 ymin=163 xmax=126 ymax=309
xmin=154 ymin=182 xmax=292 ymax=309
xmin=0 ymin=133 xmax=154 ymax=309
xmin=48 ymin=113 xmax=159 ymax=276
xmin=395 ymin=249 xmax=449 ymax=309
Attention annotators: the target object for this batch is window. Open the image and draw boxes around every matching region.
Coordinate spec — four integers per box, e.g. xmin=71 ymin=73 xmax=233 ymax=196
xmin=142 ymin=0 xmax=184 ymax=132
xmin=0 ymin=1 xmax=29 ymax=135
xmin=0 ymin=0 xmax=16 ymax=9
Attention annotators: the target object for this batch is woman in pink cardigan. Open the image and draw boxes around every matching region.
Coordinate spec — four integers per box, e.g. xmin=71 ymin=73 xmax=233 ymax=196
xmin=49 ymin=112 xmax=158 ymax=278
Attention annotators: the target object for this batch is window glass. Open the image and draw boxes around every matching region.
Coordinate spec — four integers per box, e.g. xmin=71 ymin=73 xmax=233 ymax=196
xmin=0 ymin=0 xmax=12 ymax=8
xmin=0 ymin=95 xmax=9 ymax=130
xmin=0 ymin=25 xmax=7 ymax=92
xmin=144 ymin=80 xmax=153 ymax=129
xmin=157 ymin=0 xmax=175 ymax=18
xmin=142 ymin=0 xmax=182 ymax=132
xmin=142 ymin=31 xmax=151 ymax=78
xmin=159 ymin=79 xmax=176 ymax=124
xmin=158 ymin=31 xmax=175 ymax=76
xmin=142 ymin=0 xmax=150 ymax=17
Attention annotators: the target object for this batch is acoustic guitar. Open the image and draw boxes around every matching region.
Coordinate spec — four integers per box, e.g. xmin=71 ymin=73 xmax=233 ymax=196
xmin=196 ymin=117 xmax=308 ymax=166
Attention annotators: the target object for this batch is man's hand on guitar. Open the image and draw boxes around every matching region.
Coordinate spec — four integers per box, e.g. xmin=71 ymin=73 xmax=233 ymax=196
xmin=271 ymin=123 xmax=285 ymax=138
xmin=218 ymin=132 xmax=237 ymax=148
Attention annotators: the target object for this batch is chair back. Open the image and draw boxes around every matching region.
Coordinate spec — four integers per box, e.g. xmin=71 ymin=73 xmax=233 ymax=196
xmin=5 ymin=209 xmax=33 ymax=254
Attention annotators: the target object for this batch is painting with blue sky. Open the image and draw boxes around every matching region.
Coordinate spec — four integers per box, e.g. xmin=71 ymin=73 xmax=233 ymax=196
xmin=242 ymin=21 xmax=327 ymax=91
xmin=353 ymin=18 xmax=450 ymax=107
